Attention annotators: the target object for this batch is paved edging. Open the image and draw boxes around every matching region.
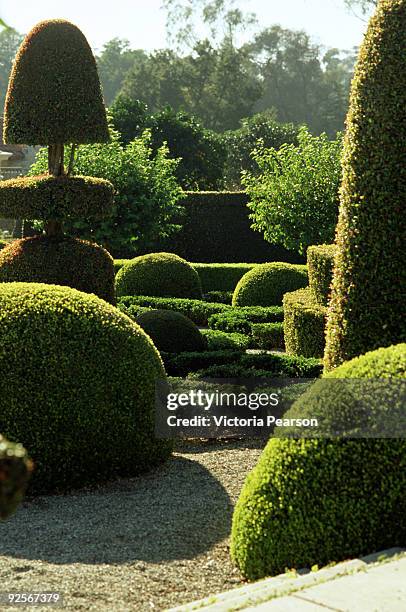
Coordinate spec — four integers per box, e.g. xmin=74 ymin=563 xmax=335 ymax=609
xmin=168 ymin=548 xmax=404 ymax=612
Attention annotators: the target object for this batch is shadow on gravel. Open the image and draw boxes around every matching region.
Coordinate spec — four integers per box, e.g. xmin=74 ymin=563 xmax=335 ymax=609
xmin=0 ymin=456 xmax=231 ymax=565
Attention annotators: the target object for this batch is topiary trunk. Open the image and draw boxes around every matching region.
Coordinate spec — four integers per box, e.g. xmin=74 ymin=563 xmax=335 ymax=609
xmin=324 ymin=0 xmax=406 ymax=370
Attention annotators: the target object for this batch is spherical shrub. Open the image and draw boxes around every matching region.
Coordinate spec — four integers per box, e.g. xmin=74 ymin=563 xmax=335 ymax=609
xmin=232 ymin=263 xmax=308 ymax=307
xmin=116 ymin=252 xmax=202 ymax=299
xmin=0 ymin=283 xmax=172 ymax=493
xmin=231 ymin=343 xmax=406 ymax=580
xmin=0 ymin=235 xmax=116 ymax=304
xmin=4 ymin=20 xmax=109 ymax=144
xmin=0 ymin=434 xmax=33 ymax=520
xmin=136 ymin=309 xmax=207 ymax=354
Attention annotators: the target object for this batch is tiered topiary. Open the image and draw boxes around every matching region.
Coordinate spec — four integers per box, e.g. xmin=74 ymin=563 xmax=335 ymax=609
xmin=0 ymin=434 xmax=33 ymax=520
xmin=231 ymin=343 xmax=406 ymax=580
xmin=0 ymin=20 xmax=115 ymax=303
xmin=324 ymin=0 xmax=406 ymax=370
xmin=136 ymin=309 xmax=207 ymax=354
xmin=232 ymin=263 xmax=308 ymax=307
xmin=116 ymin=252 xmax=203 ymax=299
xmin=0 ymin=282 xmax=172 ymax=493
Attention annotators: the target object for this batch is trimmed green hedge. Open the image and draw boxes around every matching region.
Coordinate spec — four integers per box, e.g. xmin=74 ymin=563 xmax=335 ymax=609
xmin=203 ymin=290 xmax=233 ymax=305
xmin=116 ymin=252 xmax=202 ymax=299
xmin=251 ymin=322 xmax=285 ymax=350
xmin=208 ymin=306 xmax=284 ymax=335
xmin=231 ymin=343 xmax=406 ymax=579
xmin=283 ymin=288 xmax=327 ymax=358
xmin=0 ymin=434 xmax=33 ymax=520
xmin=0 ymin=175 xmax=114 ymax=221
xmin=163 ymin=350 xmax=321 ymax=378
xmin=136 ymin=309 xmax=207 ymax=354
xmin=0 ymin=283 xmax=172 ymax=493
xmin=202 ymin=329 xmax=251 ymax=351
xmin=155 ymin=192 xmax=302 ymax=263
xmin=233 ymin=263 xmax=308 ymax=307
xmin=0 ymin=235 xmax=116 ymax=304
xmin=193 ymin=263 xmax=258 ymax=292
xmin=4 ymin=19 xmax=109 ymax=144
xmin=324 ymin=0 xmax=406 ymax=370
xmin=118 ymin=295 xmax=229 ymax=326
xmin=307 ymin=244 xmax=337 ymax=306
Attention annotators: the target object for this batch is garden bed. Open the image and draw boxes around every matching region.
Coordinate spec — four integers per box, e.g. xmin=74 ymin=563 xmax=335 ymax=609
xmin=0 ymin=439 xmax=264 ymax=611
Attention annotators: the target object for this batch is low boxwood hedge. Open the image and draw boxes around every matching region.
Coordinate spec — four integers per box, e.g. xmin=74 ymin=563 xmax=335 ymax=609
xmin=251 ymin=322 xmax=285 ymax=350
xmin=0 ymin=282 xmax=172 ymax=493
xmin=204 ymin=290 xmax=233 ymax=305
xmin=0 ymin=434 xmax=33 ymax=520
xmin=233 ymin=263 xmax=308 ymax=307
xmin=202 ymin=329 xmax=251 ymax=351
xmin=162 ymin=350 xmax=243 ymax=377
xmin=283 ymin=287 xmax=327 ymax=358
xmin=307 ymin=244 xmax=337 ymax=306
xmin=208 ymin=306 xmax=284 ymax=335
xmin=116 ymin=252 xmax=202 ymax=299
xmin=118 ymin=295 xmax=229 ymax=326
xmin=231 ymin=343 xmax=406 ymax=580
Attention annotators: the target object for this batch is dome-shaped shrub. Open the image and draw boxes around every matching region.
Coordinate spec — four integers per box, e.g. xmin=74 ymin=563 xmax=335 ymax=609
xmin=0 ymin=236 xmax=116 ymax=304
xmin=116 ymin=252 xmax=202 ymax=299
xmin=0 ymin=434 xmax=32 ymax=520
xmin=231 ymin=343 xmax=406 ymax=579
xmin=3 ymin=19 xmax=109 ymax=144
xmin=0 ymin=283 xmax=172 ymax=493
xmin=136 ymin=309 xmax=207 ymax=354
xmin=324 ymin=0 xmax=406 ymax=370
xmin=232 ymin=263 xmax=308 ymax=307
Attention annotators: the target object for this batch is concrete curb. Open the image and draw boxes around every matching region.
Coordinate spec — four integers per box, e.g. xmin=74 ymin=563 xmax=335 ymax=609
xmin=168 ymin=548 xmax=405 ymax=612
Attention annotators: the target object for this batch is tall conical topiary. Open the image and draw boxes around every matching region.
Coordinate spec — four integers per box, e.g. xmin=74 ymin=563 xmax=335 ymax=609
xmin=324 ymin=0 xmax=406 ymax=370
xmin=0 ymin=20 xmax=115 ymax=302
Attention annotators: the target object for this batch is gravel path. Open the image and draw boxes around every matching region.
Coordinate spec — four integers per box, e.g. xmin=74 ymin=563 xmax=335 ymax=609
xmin=0 ymin=440 xmax=264 ymax=611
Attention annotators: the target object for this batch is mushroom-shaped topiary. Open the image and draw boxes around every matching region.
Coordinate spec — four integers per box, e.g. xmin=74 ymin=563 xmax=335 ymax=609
xmin=116 ymin=252 xmax=203 ymax=299
xmin=0 ymin=20 xmax=115 ymax=300
xmin=136 ymin=309 xmax=207 ymax=354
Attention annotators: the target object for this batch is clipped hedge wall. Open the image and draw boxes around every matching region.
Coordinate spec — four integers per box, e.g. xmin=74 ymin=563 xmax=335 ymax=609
xmin=116 ymin=252 xmax=202 ymax=300
xmin=283 ymin=287 xmax=327 ymax=358
xmin=136 ymin=309 xmax=207 ymax=354
xmin=118 ymin=295 xmax=229 ymax=326
xmin=0 ymin=434 xmax=33 ymax=520
xmin=0 ymin=174 xmax=114 ymax=221
xmin=233 ymin=263 xmax=308 ymax=307
xmin=307 ymin=244 xmax=337 ymax=306
xmin=0 ymin=235 xmax=116 ymax=304
xmin=155 ymin=192 xmax=304 ymax=263
xmin=231 ymin=343 xmax=406 ymax=579
xmin=0 ymin=283 xmax=172 ymax=493
xmin=251 ymin=322 xmax=285 ymax=350
xmin=324 ymin=0 xmax=406 ymax=370
xmin=4 ymin=19 xmax=109 ymax=144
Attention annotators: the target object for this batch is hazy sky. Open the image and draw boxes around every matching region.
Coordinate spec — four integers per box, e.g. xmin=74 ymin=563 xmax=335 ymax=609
xmin=2 ymin=0 xmax=372 ymax=53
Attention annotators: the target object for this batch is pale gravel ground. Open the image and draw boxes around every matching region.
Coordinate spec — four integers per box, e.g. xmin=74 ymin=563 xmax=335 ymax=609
xmin=0 ymin=440 xmax=264 ymax=612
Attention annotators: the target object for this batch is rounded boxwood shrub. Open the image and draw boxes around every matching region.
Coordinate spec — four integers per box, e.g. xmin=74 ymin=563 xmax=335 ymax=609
xmin=0 ymin=283 xmax=172 ymax=493
xmin=0 ymin=175 xmax=114 ymax=221
xmin=116 ymin=252 xmax=202 ymax=299
xmin=324 ymin=0 xmax=406 ymax=370
xmin=231 ymin=343 xmax=406 ymax=580
xmin=136 ymin=309 xmax=207 ymax=354
xmin=0 ymin=236 xmax=116 ymax=304
xmin=283 ymin=287 xmax=327 ymax=358
xmin=307 ymin=244 xmax=337 ymax=306
xmin=232 ymin=263 xmax=308 ymax=307
xmin=3 ymin=19 xmax=109 ymax=144
xmin=0 ymin=434 xmax=33 ymax=520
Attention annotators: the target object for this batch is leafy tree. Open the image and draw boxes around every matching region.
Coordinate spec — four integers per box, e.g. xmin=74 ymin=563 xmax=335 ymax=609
xmin=244 ymin=127 xmax=343 ymax=255
xmin=222 ymin=110 xmax=299 ymax=188
xmin=0 ymin=28 xmax=23 ymax=111
xmin=109 ymin=94 xmax=148 ymax=144
xmin=344 ymin=0 xmax=377 ymax=13
xmin=30 ymin=126 xmax=184 ymax=257
xmin=96 ymin=38 xmax=146 ymax=105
